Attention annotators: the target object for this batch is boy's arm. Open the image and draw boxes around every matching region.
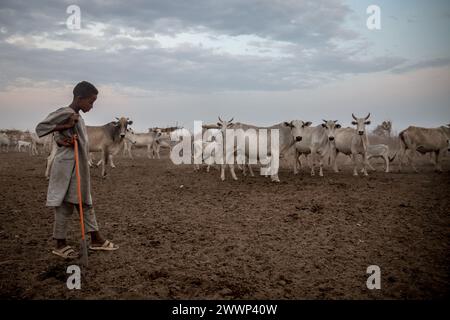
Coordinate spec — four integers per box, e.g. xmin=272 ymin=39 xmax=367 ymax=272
xmin=36 ymin=113 xmax=79 ymax=138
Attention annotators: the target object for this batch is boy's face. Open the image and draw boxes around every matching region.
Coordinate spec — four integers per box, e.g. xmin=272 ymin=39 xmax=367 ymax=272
xmin=78 ymin=94 xmax=97 ymax=113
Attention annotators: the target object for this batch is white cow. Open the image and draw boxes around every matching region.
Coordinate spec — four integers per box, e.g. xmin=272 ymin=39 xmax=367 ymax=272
xmin=0 ymin=133 xmax=10 ymax=152
xmin=30 ymin=133 xmax=52 ymax=155
xmin=208 ymin=119 xmax=294 ymax=182
xmin=91 ymin=127 xmax=137 ymax=167
xmin=86 ymin=117 xmax=132 ymax=177
xmin=17 ymin=140 xmax=32 ymax=153
xmin=286 ymin=120 xmax=340 ymax=177
xmin=46 ymin=118 xmax=132 ymax=179
xmin=331 ymin=113 xmax=372 ymax=176
xmin=364 ymin=144 xmax=396 ymax=173
xmin=398 ymin=125 xmax=450 ymax=172
xmin=152 ymin=132 xmax=172 ymax=159
xmin=122 ymin=130 xmax=161 ymax=159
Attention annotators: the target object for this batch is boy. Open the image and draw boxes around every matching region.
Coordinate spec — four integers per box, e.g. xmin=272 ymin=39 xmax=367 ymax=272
xmin=36 ymin=81 xmax=118 ymax=259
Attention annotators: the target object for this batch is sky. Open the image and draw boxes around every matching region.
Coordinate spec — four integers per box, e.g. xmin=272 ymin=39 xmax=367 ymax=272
xmin=0 ymin=0 xmax=449 ymax=132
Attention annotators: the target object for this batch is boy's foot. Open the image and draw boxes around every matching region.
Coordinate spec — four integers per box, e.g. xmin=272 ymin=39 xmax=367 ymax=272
xmin=52 ymin=246 xmax=78 ymax=259
xmin=89 ymin=240 xmax=119 ymax=251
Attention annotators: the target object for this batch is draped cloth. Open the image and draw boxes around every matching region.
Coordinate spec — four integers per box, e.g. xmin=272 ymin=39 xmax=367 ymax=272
xmin=36 ymin=107 xmax=92 ymax=207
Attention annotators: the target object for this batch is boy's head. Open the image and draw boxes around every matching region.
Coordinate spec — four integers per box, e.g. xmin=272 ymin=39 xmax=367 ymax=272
xmin=73 ymin=81 xmax=98 ymax=113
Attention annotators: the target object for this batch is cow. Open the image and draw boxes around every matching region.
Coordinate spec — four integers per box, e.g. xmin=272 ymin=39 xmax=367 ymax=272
xmin=364 ymin=144 xmax=396 ymax=173
xmin=45 ymin=117 xmax=132 ymax=179
xmin=17 ymin=140 xmax=32 ymax=153
xmin=205 ymin=118 xmax=294 ymax=182
xmin=86 ymin=117 xmax=132 ymax=177
xmin=122 ymin=130 xmax=161 ymax=159
xmin=285 ymin=120 xmax=340 ymax=177
xmin=0 ymin=133 xmax=10 ymax=152
xmin=152 ymin=131 xmax=172 ymax=159
xmin=331 ymin=113 xmax=371 ymax=176
xmin=398 ymin=125 xmax=450 ymax=172
xmin=30 ymin=133 xmax=53 ymax=155
xmin=213 ymin=117 xmax=239 ymax=181
xmin=91 ymin=127 xmax=137 ymax=167
xmin=372 ymin=120 xmax=392 ymax=137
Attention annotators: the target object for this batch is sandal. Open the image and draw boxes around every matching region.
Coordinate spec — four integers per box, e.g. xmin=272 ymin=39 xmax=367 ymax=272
xmin=52 ymin=246 xmax=78 ymax=259
xmin=89 ymin=240 xmax=119 ymax=251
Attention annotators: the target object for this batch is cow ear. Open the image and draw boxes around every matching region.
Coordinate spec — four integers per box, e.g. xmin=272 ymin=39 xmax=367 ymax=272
xmin=305 ymin=121 xmax=312 ymax=127
xmin=113 ymin=121 xmax=119 ymax=127
xmin=128 ymin=120 xmax=133 ymax=125
xmin=351 ymin=121 xmax=357 ymax=125
xmin=283 ymin=121 xmax=290 ymax=127
xmin=336 ymin=124 xmax=341 ymax=128
xmin=365 ymin=121 xmax=371 ymax=125
xmin=321 ymin=123 xmax=326 ymax=128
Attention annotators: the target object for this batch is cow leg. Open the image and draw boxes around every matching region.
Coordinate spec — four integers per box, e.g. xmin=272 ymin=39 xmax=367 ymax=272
xmin=310 ymin=150 xmax=318 ymax=176
xmin=154 ymin=144 xmax=161 ymax=159
xmin=434 ymin=150 xmax=443 ymax=172
xmin=293 ymin=150 xmax=299 ymax=175
xmin=109 ymin=154 xmax=116 ymax=168
xmin=408 ymin=148 xmax=419 ymax=173
xmin=101 ymin=151 xmax=108 ymax=177
xmin=362 ymin=153 xmax=369 ymax=176
xmin=229 ymin=164 xmax=238 ymax=181
xmin=147 ymin=144 xmax=153 ymax=159
xmin=332 ymin=151 xmax=339 ymax=173
xmin=383 ymin=155 xmax=389 ymax=173
xmin=220 ymin=164 xmax=225 ymax=181
xmin=33 ymin=143 xmax=38 ymax=155
xmin=127 ymin=145 xmax=134 ymax=159
xmin=248 ymin=164 xmax=255 ymax=177
xmin=352 ymin=153 xmax=358 ymax=176
xmin=318 ymin=156 xmax=324 ymax=177
xmin=270 ymin=173 xmax=280 ymax=182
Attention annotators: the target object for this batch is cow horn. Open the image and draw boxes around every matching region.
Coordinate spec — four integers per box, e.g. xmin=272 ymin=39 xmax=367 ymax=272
xmin=351 ymin=113 xmax=357 ymax=120
xmin=365 ymin=113 xmax=371 ymax=120
xmin=322 ymin=119 xmax=327 ymax=123
xmin=218 ymin=116 xmax=223 ymax=122
xmin=229 ymin=117 xmax=234 ymax=122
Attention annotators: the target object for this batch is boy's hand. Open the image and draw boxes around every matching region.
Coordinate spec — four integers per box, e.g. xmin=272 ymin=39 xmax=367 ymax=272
xmin=56 ymin=137 xmax=74 ymax=148
xmin=64 ymin=114 xmax=79 ymax=129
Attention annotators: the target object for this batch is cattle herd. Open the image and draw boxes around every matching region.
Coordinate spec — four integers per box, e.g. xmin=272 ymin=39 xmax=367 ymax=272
xmin=0 ymin=114 xmax=449 ymax=180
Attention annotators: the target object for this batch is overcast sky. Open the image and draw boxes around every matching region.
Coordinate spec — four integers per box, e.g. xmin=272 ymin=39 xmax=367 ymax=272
xmin=0 ymin=0 xmax=449 ymax=132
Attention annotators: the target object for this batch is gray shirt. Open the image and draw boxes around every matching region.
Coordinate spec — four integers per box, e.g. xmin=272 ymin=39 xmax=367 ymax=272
xmin=36 ymin=107 xmax=92 ymax=207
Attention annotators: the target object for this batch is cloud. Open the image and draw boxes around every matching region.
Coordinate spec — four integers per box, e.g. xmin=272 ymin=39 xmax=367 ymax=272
xmin=0 ymin=0 xmax=443 ymax=93
xmin=391 ymin=57 xmax=450 ymax=74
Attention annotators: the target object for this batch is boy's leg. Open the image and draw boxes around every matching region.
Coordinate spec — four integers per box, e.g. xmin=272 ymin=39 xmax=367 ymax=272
xmin=53 ymin=202 xmax=74 ymax=249
xmin=77 ymin=205 xmax=119 ymax=250
xmin=75 ymin=205 xmax=104 ymax=246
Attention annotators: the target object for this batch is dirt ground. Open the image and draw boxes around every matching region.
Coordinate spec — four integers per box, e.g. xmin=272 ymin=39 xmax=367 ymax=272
xmin=0 ymin=149 xmax=449 ymax=300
